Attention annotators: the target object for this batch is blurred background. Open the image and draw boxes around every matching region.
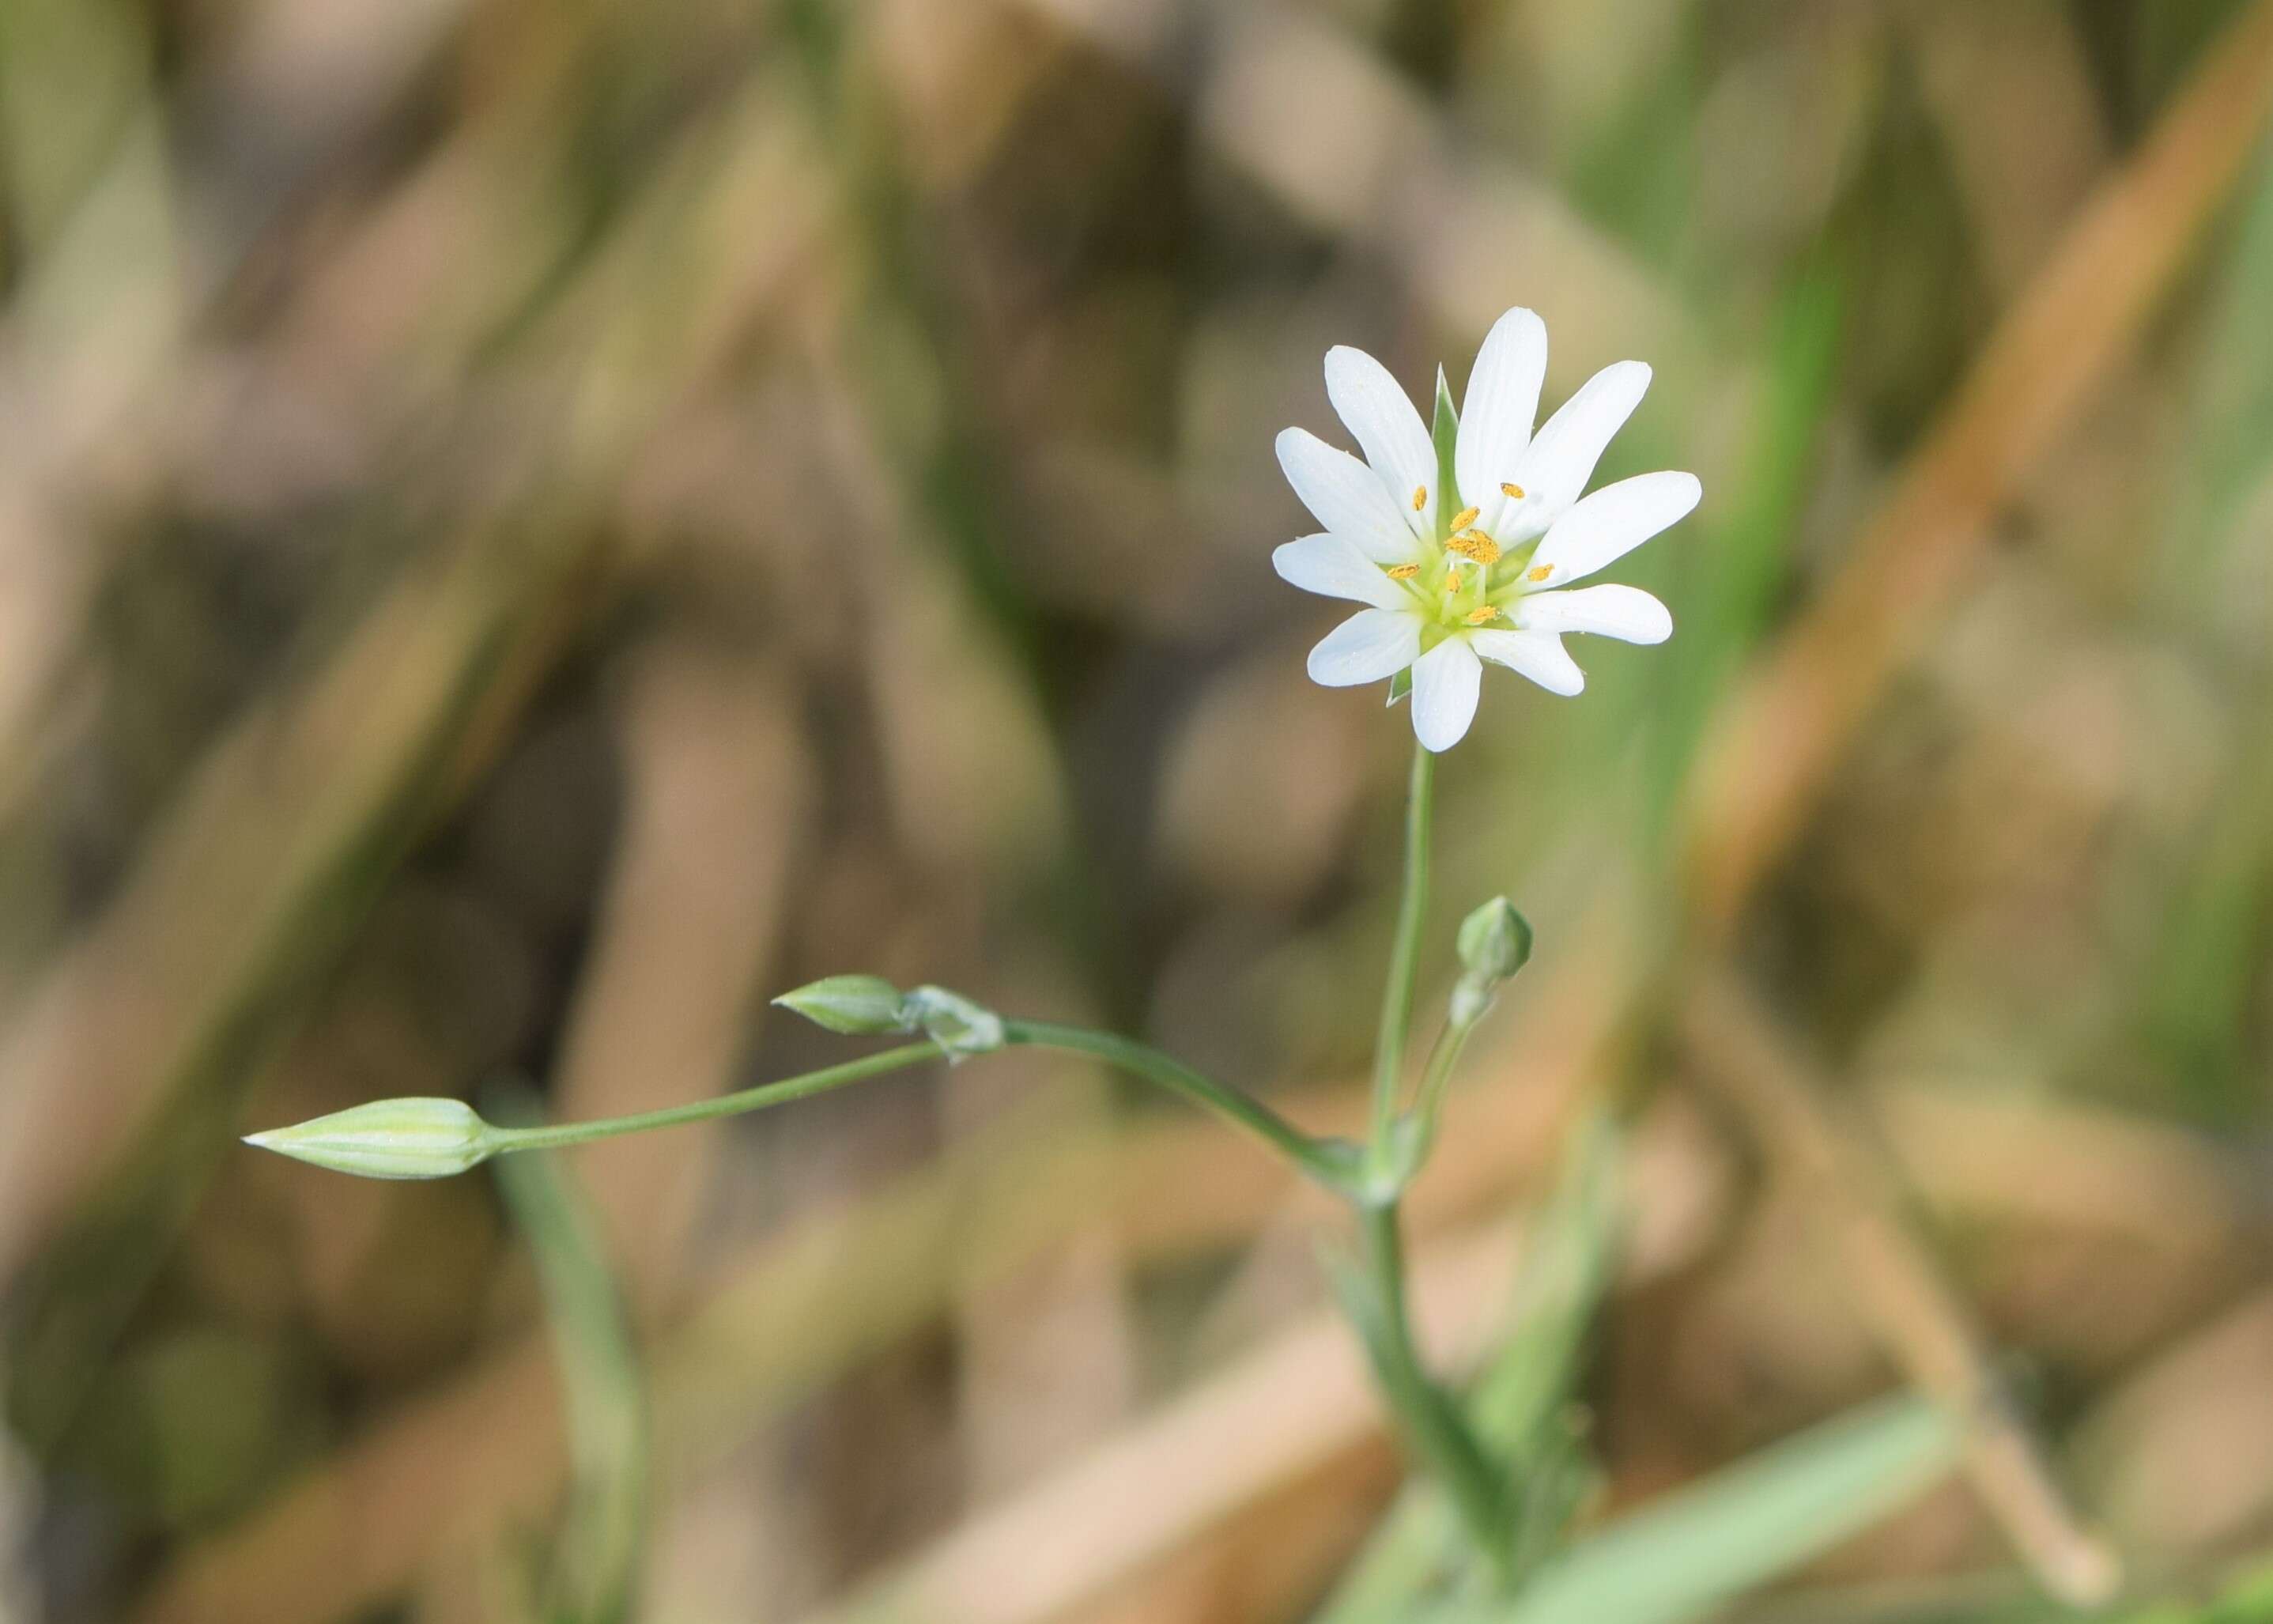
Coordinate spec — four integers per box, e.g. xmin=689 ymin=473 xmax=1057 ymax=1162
xmin=1 ymin=0 xmax=2271 ymax=1619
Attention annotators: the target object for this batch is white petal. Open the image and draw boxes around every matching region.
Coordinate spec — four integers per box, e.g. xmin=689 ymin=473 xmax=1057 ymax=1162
xmin=1456 ymin=308 xmax=1546 ymax=532
xmin=1272 ymin=534 xmax=1404 ymax=609
xmin=1306 ymin=608 xmax=1423 ymax=687
xmin=1276 ymin=427 xmax=1420 ymax=564
xmin=1516 ymin=584 xmax=1672 ymax=644
xmin=1506 ymin=361 xmax=1653 ymax=532
xmin=1527 ymin=470 xmax=1700 ymax=587
xmin=1324 ymin=346 xmax=1437 ymax=542
xmin=1469 ymin=628 xmax=1585 ymax=697
xmin=1409 ymin=636 xmax=1482 ymax=752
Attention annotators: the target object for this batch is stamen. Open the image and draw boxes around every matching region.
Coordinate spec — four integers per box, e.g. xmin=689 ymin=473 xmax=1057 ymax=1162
xmin=1386 ymin=563 xmax=1421 ymax=580
xmin=1501 ymin=482 xmax=1525 ymax=500
xmin=1448 ymin=505 xmax=1479 ymax=532
xmin=1446 ymin=531 xmax=1502 ymax=565
xmin=1527 ymin=564 xmax=1552 ymax=583
xmin=1465 ymin=605 xmax=1503 ymax=625
xmin=1411 ymin=485 xmax=1427 ymax=512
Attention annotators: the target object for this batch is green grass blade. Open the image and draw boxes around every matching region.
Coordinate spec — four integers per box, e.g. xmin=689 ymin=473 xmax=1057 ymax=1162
xmin=1497 ymin=1394 xmax=1960 ymax=1624
xmin=489 ymin=1084 xmax=648 ymax=1624
xmin=1643 ymin=264 xmax=1844 ymax=853
xmin=1471 ymin=1112 xmax=1623 ymax=1459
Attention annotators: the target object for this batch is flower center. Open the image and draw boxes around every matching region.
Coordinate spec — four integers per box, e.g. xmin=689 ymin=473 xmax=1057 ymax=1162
xmin=1380 ymin=480 xmax=1550 ymax=633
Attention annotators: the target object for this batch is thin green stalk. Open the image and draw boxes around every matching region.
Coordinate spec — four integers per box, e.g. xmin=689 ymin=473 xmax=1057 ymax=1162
xmin=1343 ymin=742 xmax=1516 ymax=1587
xmin=492 ymin=1023 xmax=1358 ymax=1194
xmin=1359 ymin=1203 xmax=1513 ymax=1588
xmin=1000 ymin=1019 xmax=1360 ymax=1191
xmin=489 ymin=1043 xmax=947 ymax=1153
xmin=1372 ymin=742 xmax=1436 ymax=1158
xmin=1401 ymin=1004 xmax=1484 ymax=1175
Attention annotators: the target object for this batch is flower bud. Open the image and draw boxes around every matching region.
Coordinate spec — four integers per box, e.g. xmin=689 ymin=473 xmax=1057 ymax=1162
xmin=1456 ymin=897 xmax=1532 ymax=983
xmin=901 ymin=984 xmax=1005 ymax=1059
xmin=244 ymin=1097 xmax=495 ymax=1180
xmin=773 ymin=974 xmax=912 ymax=1036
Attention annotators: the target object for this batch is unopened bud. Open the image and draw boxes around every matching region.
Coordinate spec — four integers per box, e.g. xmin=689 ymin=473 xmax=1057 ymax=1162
xmin=773 ymin=974 xmax=912 ymax=1036
xmin=244 ymin=1097 xmax=495 ymax=1180
xmin=1456 ymin=897 xmax=1532 ymax=983
xmin=901 ymin=985 xmax=1005 ymax=1059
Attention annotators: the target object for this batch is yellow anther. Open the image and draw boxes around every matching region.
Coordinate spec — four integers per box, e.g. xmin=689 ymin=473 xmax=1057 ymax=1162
xmin=1411 ymin=485 xmax=1427 ymax=512
xmin=1527 ymin=564 xmax=1553 ymax=583
xmin=1446 ymin=531 xmax=1502 ymax=565
xmin=1501 ymin=482 xmax=1525 ymax=500
xmin=1465 ymin=605 xmax=1503 ymax=625
xmin=1448 ymin=505 xmax=1479 ymax=532
xmin=1386 ymin=563 xmax=1421 ymax=580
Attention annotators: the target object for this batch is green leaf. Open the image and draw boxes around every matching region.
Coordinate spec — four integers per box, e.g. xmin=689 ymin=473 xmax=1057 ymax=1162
xmin=1496 ymin=1394 xmax=1960 ymax=1624
xmin=1642 ymin=265 xmax=1841 ymax=857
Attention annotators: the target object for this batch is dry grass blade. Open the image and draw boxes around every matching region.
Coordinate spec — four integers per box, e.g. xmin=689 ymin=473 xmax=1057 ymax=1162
xmin=806 ymin=1223 xmax=1523 ymax=1624
xmin=1652 ymin=13 xmax=2273 ymax=1605
xmin=1681 ymin=968 xmax=2120 ymax=1607
xmin=0 ymin=530 xmax=598 ymax=1290
xmin=1686 ymin=0 xmax=2273 ymax=934
xmin=548 ymin=641 xmax=814 ymax=1310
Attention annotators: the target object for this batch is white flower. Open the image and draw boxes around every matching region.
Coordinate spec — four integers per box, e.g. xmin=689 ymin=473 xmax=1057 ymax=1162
xmin=1273 ymin=308 xmax=1700 ymax=751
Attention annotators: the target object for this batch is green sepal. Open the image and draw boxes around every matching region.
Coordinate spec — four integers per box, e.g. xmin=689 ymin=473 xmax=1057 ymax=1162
xmin=1431 ymin=364 xmax=1460 ymax=540
xmin=773 ymin=974 xmax=911 ymax=1035
xmin=243 ymin=1097 xmax=497 ymax=1180
xmin=1456 ymin=897 xmax=1533 ymax=984
xmin=1387 ymin=667 xmax=1413 ymax=706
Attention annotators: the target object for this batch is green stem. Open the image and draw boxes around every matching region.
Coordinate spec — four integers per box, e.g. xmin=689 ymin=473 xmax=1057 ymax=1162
xmin=1400 ymin=999 xmax=1486 ymax=1176
xmin=1340 ymin=740 xmax=1513 ymax=1585
xmin=491 ymin=1022 xmax=1360 ymax=1195
xmin=1372 ymin=742 xmax=1435 ymax=1161
xmin=489 ymin=1043 xmax=947 ymax=1152
xmin=1000 ymin=1020 xmax=1360 ymax=1192
xmin=1359 ymin=1202 xmax=1512 ymax=1587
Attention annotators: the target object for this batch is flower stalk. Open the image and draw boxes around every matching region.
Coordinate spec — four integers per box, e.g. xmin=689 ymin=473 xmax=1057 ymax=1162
xmin=1343 ymin=746 xmax=1527 ymax=1581
xmin=483 ymin=1042 xmax=948 ymax=1153
xmin=249 ymin=1022 xmax=1363 ymax=1197
xmin=1369 ymin=741 xmax=1436 ymax=1164
xmin=998 ymin=1020 xmax=1365 ymax=1192
xmin=1350 ymin=1202 xmax=1516 ymax=1587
